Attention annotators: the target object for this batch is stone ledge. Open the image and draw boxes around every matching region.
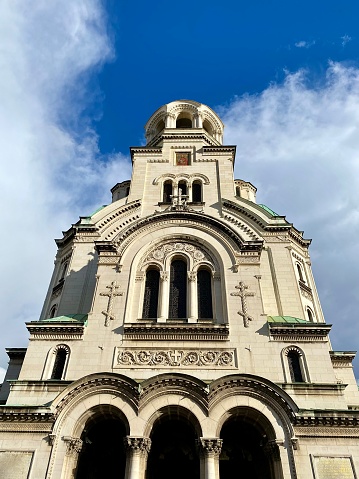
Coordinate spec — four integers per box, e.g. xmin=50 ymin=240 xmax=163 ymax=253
xmin=123 ymin=323 xmax=229 ymax=341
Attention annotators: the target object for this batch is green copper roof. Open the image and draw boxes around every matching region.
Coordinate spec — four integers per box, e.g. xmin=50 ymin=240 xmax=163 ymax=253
xmin=267 ymin=315 xmax=308 ymax=324
xmin=41 ymin=314 xmax=88 ymax=323
xmin=89 ymin=205 xmax=107 ymax=217
xmin=258 ymin=204 xmax=279 ymax=216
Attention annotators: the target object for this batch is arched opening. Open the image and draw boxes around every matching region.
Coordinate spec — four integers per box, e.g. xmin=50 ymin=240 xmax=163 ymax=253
xmin=296 ymin=263 xmax=305 ymax=282
xmin=125 ymin=186 xmax=130 ymax=196
xmin=169 ymin=259 xmax=187 ymax=319
xmin=59 ymin=261 xmax=68 ymax=282
xmin=142 ymin=268 xmax=160 ymax=319
xmin=287 ymin=350 xmax=304 ymax=382
xmin=147 ymin=415 xmax=199 ymax=479
xmin=155 ymin=119 xmax=165 ymax=135
xmin=192 ymin=181 xmax=202 ymax=202
xmin=307 ymin=307 xmax=314 ymax=322
xmin=49 ymin=304 xmax=57 ymax=319
xmin=51 ymin=346 xmax=68 ymax=379
xmin=197 ymin=268 xmax=213 ymax=319
xmin=163 ymin=181 xmax=173 ymax=203
xmin=76 ymin=413 xmax=127 ymax=479
xmin=176 ymin=113 xmax=192 ymax=129
xmin=178 ymin=180 xmax=187 ymax=197
xmin=203 ymin=119 xmax=214 ymax=136
xmin=220 ymin=410 xmax=278 ymax=479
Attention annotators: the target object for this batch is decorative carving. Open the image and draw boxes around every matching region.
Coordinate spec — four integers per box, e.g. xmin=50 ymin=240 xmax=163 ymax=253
xmin=197 ymin=438 xmax=223 ymax=456
xmin=188 ymin=271 xmax=197 ymax=282
xmin=124 ymin=436 xmax=151 ymax=454
xmin=115 ymin=348 xmax=235 ymax=368
xmin=48 ymin=434 xmax=56 ymax=446
xmin=100 ymin=281 xmax=123 ymax=326
xmin=291 ymin=437 xmax=299 ymax=450
xmin=143 ymin=241 xmax=214 ymax=269
xmin=300 ymin=287 xmax=313 ymax=301
xmin=231 ymin=281 xmax=255 ymax=327
xmin=63 ymin=436 xmax=83 ymax=455
xmin=160 ymin=271 xmax=168 ymax=282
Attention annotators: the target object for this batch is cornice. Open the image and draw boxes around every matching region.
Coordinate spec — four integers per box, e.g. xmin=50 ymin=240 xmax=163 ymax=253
xmin=123 ymin=323 xmax=229 ymax=341
xmin=294 ymin=410 xmax=359 ymax=427
xmin=268 ymin=323 xmax=331 ymax=342
xmin=26 ymin=322 xmax=85 ymax=340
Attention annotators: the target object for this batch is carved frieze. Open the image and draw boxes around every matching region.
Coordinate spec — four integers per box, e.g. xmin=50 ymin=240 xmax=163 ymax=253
xmin=115 ymin=348 xmax=235 ymax=368
xmin=143 ymin=241 xmax=214 ymax=268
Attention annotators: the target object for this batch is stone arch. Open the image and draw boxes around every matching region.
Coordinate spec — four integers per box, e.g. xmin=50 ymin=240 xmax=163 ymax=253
xmin=140 ymin=373 xmax=208 ymax=416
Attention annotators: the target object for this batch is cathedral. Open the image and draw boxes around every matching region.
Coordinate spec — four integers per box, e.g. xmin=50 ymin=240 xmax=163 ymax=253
xmin=0 ymin=100 xmax=358 ymax=479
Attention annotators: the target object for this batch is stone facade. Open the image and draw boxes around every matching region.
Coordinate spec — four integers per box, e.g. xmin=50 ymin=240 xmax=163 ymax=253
xmin=0 ymin=99 xmax=358 ymax=478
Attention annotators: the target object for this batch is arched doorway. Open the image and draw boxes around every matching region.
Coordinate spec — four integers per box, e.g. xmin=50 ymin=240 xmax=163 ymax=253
xmin=75 ymin=410 xmax=127 ymax=479
xmin=219 ymin=409 xmax=280 ymax=479
xmin=147 ymin=413 xmax=200 ymax=479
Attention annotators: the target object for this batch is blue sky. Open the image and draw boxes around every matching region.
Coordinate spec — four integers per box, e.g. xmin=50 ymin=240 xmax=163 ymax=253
xmin=0 ymin=0 xmax=359 ymax=380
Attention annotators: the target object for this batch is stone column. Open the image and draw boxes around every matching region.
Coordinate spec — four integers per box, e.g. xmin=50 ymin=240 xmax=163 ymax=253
xmin=197 ymin=438 xmax=222 ymax=479
xmin=124 ymin=437 xmax=151 ymax=479
xmin=158 ymin=271 xmax=169 ymax=322
xmin=188 ymin=271 xmax=197 ymax=323
xmin=62 ymin=436 xmax=83 ymax=479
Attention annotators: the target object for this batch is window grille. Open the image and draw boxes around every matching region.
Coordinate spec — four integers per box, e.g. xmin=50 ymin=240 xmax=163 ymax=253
xmin=197 ymin=269 xmax=213 ymax=319
xmin=142 ymin=269 xmax=160 ymax=319
xmin=192 ymin=182 xmax=202 ymax=202
xmin=169 ymin=260 xmax=187 ymax=319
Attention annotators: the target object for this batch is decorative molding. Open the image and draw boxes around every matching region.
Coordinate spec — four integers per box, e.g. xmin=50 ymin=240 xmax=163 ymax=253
xmin=197 ymin=438 xmax=223 ymax=456
xmin=26 ymin=323 xmax=85 ymax=340
xmin=142 ymin=241 xmax=216 ymax=270
xmin=63 ymin=436 xmax=83 ymax=456
xmin=294 ymin=414 xmax=359 ymax=427
xmin=231 ymin=281 xmax=255 ymax=327
xmin=300 ymin=287 xmax=313 ymax=301
xmin=269 ymin=323 xmax=331 ymax=342
xmin=295 ymin=426 xmax=359 ymax=437
xmin=123 ymin=323 xmax=229 ymax=341
xmin=188 ymin=271 xmax=197 ymax=282
xmin=124 ymin=437 xmax=151 ymax=454
xmin=115 ymin=348 xmax=235 ymax=368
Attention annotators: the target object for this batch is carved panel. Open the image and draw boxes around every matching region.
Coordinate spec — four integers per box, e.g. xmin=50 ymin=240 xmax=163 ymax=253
xmin=114 ymin=348 xmax=235 ymax=368
xmin=310 ymin=456 xmax=356 ymax=479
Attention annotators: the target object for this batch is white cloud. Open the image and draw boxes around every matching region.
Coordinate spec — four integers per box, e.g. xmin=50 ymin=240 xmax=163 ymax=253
xmin=295 ymin=40 xmax=315 ymax=48
xmin=0 ymin=1 xmax=131 ymax=373
xmin=219 ymin=62 xmax=359 ymax=376
xmin=341 ymin=34 xmax=352 ymax=46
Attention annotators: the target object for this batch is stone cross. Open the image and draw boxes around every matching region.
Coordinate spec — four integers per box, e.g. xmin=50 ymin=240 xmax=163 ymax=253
xmin=231 ymin=281 xmax=255 ymax=327
xmin=100 ymin=280 xmax=123 ymax=326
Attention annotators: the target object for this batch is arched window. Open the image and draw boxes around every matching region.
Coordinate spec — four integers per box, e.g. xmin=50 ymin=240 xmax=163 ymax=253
xmin=176 ymin=117 xmax=192 ymax=128
xmin=59 ymin=261 xmax=68 ymax=282
xmin=178 ymin=180 xmax=187 ymax=197
xmin=169 ymin=259 xmax=187 ymax=319
xmin=49 ymin=304 xmax=57 ymax=319
xmin=51 ymin=346 xmax=69 ymax=380
xmin=125 ymin=186 xmax=130 ymax=196
xmin=192 ymin=181 xmax=202 ymax=202
xmin=197 ymin=269 xmax=213 ymax=319
xmin=296 ymin=263 xmax=305 ymax=282
xmin=307 ymin=308 xmax=314 ymax=322
xmin=287 ymin=351 xmax=304 ymax=382
xmin=142 ymin=269 xmax=160 ymax=319
xmin=163 ymin=181 xmax=173 ymax=203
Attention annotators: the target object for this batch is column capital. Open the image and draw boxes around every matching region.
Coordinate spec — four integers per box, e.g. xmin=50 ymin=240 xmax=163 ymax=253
xmin=263 ymin=439 xmax=283 ymax=461
xmin=63 ymin=436 xmax=83 ymax=456
xmin=197 ymin=438 xmax=223 ymax=457
xmin=124 ymin=436 xmax=152 ymax=455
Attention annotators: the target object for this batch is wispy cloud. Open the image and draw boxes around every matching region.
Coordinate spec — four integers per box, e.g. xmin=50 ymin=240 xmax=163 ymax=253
xmin=220 ymin=62 xmax=359 ymax=375
xmin=341 ymin=34 xmax=352 ymax=46
xmin=294 ymin=40 xmax=315 ymax=48
xmin=0 ymin=1 xmax=131 ymax=372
